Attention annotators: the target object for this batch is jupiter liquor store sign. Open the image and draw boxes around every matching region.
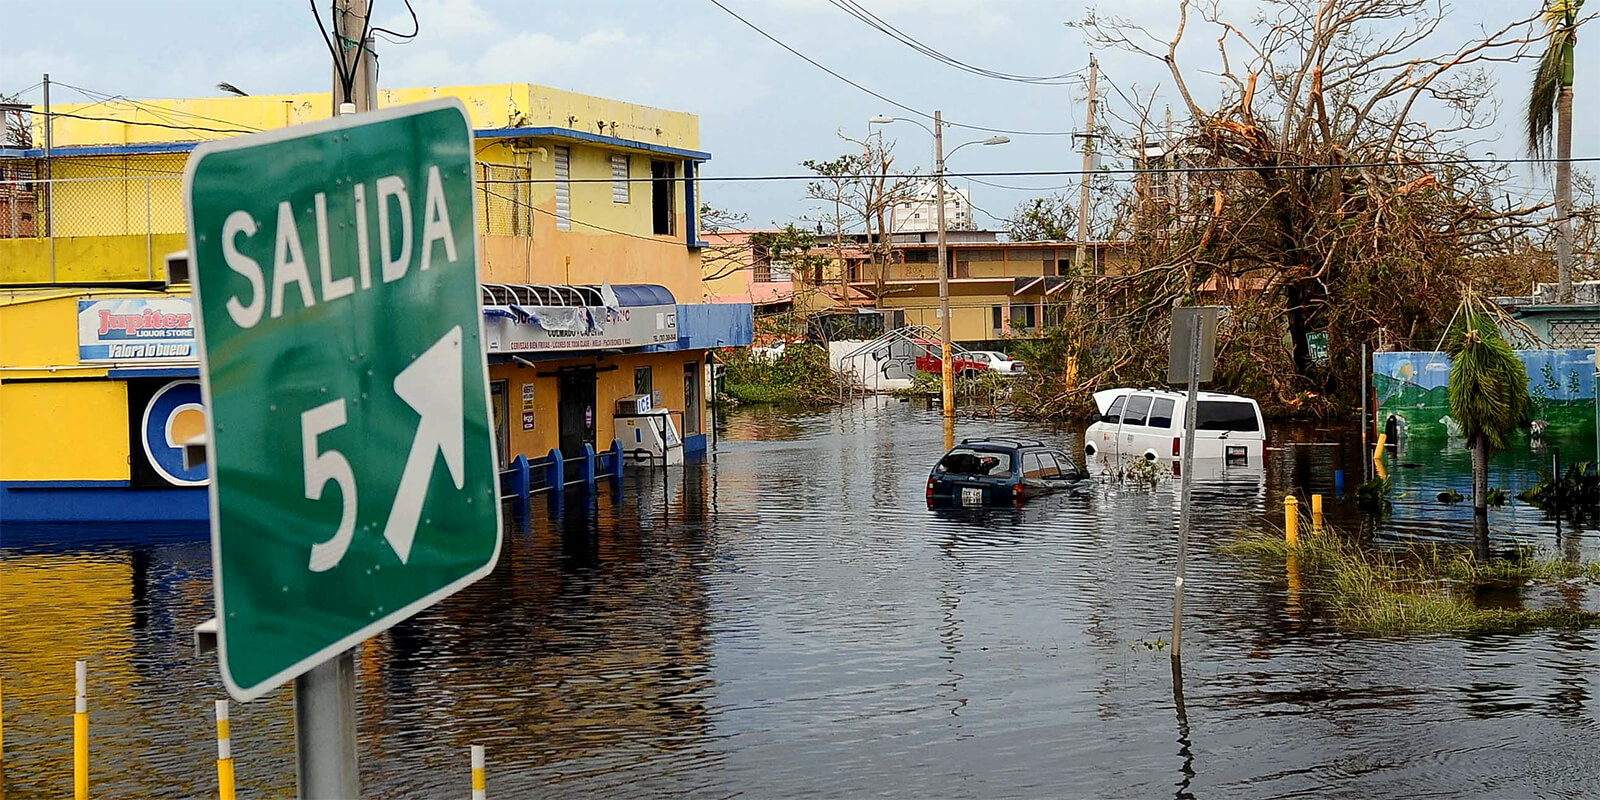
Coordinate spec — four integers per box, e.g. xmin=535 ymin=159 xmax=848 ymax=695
xmin=78 ymin=297 xmax=197 ymax=363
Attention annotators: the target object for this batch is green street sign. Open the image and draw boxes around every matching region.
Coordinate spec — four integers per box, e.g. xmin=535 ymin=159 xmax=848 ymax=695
xmin=185 ymin=99 xmax=502 ymax=702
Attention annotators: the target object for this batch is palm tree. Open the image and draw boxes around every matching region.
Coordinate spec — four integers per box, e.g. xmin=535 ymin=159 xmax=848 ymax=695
xmin=1528 ymin=0 xmax=1583 ymax=302
xmin=1447 ymin=295 xmax=1532 ymax=554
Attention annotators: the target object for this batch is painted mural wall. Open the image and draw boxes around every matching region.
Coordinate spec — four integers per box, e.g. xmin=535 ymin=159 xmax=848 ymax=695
xmin=1374 ymin=349 xmax=1598 ymax=440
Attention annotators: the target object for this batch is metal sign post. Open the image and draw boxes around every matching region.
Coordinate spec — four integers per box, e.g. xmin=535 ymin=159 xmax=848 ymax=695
xmin=185 ymin=99 xmax=501 ymax=797
xmin=1168 ymin=306 xmax=1217 ymax=661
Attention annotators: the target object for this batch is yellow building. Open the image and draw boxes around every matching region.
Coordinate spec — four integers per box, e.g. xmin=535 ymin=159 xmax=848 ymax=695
xmin=791 ymin=231 xmax=1128 ymax=345
xmin=0 ymin=83 xmax=750 ymax=522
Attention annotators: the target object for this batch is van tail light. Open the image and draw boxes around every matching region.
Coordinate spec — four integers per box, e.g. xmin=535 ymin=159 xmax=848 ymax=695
xmin=926 ymin=477 xmax=935 ymax=500
xmin=1172 ymin=437 xmax=1181 ymax=457
xmin=1013 ymin=484 xmax=1024 ymax=500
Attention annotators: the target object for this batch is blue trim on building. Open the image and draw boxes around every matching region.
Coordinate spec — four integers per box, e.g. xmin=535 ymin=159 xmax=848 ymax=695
xmin=473 ymin=126 xmax=712 ymax=160
xmin=0 ymin=482 xmax=208 ymax=524
xmin=0 ymin=141 xmax=200 ymax=158
xmin=4 ymin=126 xmax=711 ymax=161
xmin=684 ymin=434 xmax=708 ymax=456
xmin=684 ymin=160 xmax=708 ymax=249
xmin=1 ymin=520 xmax=210 ymax=552
xmin=107 ymin=366 xmax=200 ymax=379
xmin=670 ymin=303 xmax=754 ymax=350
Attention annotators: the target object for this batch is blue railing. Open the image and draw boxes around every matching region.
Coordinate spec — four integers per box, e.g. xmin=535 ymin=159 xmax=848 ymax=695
xmin=498 ymin=439 xmax=625 ymax=503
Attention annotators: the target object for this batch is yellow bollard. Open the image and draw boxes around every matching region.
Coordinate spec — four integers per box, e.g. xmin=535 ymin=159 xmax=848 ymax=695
xmin=1284 ymin=496 xmax=1300 ymax=545
xmin=215 ymin=700 xmax=235 ymax=800
xmin=1311 ymin=494 xmax=1324 ymax=534
xmin=74 ymin=660 xmax=88 ymax=800
xmin=471 ymin=745 xmax=486 ymax=800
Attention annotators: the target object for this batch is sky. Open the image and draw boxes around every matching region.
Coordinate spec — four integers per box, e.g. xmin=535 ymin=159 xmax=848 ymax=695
xmin=3 ymin=0 xmax=1595 ymax=229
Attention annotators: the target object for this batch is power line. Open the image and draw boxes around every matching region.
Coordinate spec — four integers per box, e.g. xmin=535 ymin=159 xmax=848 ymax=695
xmin=372 ymin=0 xmax=419 ymax=43
xmin=823 ymin=0 xmax=1080 ymax=85
xmin=2 ymin=81 xmax=43 ymax=101
xmin=40 ymin=110 xmax=259 ymax=136
xmin=967 ymin=176 xmax=1078 ymax=192
xmin=51 ymin=81 xmax=267 ymax=133
xmin=478 ymin=155 xmax=1600 ymax=185
xmin=479 ymin=185 xmax=668 ymax=243
xmin=703 ymin=0 xmax=1074 ymax=138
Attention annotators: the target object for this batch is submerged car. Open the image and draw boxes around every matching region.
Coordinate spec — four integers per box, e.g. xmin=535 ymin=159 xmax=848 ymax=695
xmin=1083 ymin=388 xmax=1266 ymax=468
xmin=928 ymin=437 xmax=1085 ymax=506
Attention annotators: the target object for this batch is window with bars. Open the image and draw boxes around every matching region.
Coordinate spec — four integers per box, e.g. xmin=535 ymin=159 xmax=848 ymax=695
xmin=1549 ymin=319 xmax=1600 ymax=348
xmin=554 ymin=146 xmax=571 ymax=231
xmin=611 ymin=154 xmax=630 ymax=204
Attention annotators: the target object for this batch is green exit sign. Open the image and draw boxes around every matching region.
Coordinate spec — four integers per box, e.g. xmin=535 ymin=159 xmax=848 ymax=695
xmin=185 ymin=99 xmax=501 ymax=702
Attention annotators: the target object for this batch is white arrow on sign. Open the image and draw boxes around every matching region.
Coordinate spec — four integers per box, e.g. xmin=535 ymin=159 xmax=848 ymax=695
xmin=382 ymin=325 xmax=466 ymax=564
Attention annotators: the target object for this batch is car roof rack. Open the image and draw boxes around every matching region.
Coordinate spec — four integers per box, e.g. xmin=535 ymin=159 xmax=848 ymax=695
xmin=960 ymin=436 xmax=1046 ymax=447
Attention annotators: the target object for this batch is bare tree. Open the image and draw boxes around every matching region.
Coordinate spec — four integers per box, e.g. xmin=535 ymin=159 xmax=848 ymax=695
xmin=1048 ymin=0 xmax=1554 ymax=408
xmin=804 ymin=131 xmax=921 ymax=306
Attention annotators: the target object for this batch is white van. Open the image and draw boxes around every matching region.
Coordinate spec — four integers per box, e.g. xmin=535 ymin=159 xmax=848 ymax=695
xmin=1083 ymin=388 xmax=1266 ymax=469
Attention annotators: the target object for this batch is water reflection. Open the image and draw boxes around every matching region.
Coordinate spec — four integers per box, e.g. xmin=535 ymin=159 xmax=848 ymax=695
xmin=6 ymin=405 xmax=1600 ymax=797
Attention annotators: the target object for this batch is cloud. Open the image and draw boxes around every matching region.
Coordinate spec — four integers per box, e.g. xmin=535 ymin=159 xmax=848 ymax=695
xmin=373 ymin=0 xmax=770 ymax=114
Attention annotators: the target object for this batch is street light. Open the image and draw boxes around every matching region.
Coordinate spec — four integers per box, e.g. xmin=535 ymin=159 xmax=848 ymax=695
xmin=870 ymin=112 xmax=1010 ymax=420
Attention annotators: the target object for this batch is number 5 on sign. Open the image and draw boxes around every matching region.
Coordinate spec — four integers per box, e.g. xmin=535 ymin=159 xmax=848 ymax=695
xmin=304 ymin=399 xmax=356 ymax=572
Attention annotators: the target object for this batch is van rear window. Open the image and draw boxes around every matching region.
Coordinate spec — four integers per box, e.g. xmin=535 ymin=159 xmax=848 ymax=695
xmin=1196 ymin=401 xmax=1259 ymax=432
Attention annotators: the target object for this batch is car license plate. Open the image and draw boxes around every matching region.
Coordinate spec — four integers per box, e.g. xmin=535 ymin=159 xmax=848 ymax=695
xmin=961 ymin=487 xmax=983 ymax=506
xmin=1226 ymin=445 xmax=1248 ymax=467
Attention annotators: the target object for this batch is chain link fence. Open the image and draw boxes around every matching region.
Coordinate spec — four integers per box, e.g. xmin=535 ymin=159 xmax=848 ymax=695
xmin=3 ymin=168 xmax=538 ymax=280
xmin=0 ymin=174 xmax=186 ymax=239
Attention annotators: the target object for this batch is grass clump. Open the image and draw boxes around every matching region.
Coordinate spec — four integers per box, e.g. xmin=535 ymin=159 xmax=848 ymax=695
xmin=1223 ymin=528 xmax=1600 ymax=634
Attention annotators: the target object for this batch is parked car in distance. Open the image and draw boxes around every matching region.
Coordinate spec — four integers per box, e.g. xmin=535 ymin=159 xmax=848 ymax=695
xmin=928 ymin=437 xmax=1085 ymax=506
xmin=1083 ymin=388 xmax=1266 ymax=469
xmin=752 ymin=339 xmax=806 ymax=360
xmin=965 ymin=350 xmax=1026 ymax=376
xmin=913 ymin=340 xmax=991 ymax=378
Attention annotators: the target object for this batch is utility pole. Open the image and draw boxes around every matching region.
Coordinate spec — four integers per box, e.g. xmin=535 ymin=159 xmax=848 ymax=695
xmin=43 ymin=73 xmax=54 ymax=281
xmin=294 ymin=4 xmax=376 ymax=798
xmin=41 ymin=72 xmax=52 ymax=236
xmin=1073 ymin=56 xmax=1098 ymax=275
xmin=332 ymin=0 xmax=377 ymax=115
xmin=935 ymin=110 xmax=955 ymax=420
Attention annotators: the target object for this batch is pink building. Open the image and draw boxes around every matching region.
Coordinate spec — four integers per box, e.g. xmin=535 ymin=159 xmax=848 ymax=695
xmin=701 ymin=230 xmax=796 ymax=310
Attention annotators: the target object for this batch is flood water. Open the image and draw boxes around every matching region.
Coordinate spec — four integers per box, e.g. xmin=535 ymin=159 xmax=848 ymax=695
xmin=6 ymin=399 xmax=1600 ymax=798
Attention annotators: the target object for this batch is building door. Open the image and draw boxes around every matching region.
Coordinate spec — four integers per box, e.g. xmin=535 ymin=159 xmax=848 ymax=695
xmin=683 ymin=361 xmax=701 ymax=436
xmin=490 ymin=380 xmax=510 ymax=468
xmin=558 ymin=368 xmax=597 ymax=480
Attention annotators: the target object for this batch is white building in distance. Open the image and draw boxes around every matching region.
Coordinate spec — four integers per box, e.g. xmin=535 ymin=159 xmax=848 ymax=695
xmin=890 ymin=180 xmax=976 ymax=234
